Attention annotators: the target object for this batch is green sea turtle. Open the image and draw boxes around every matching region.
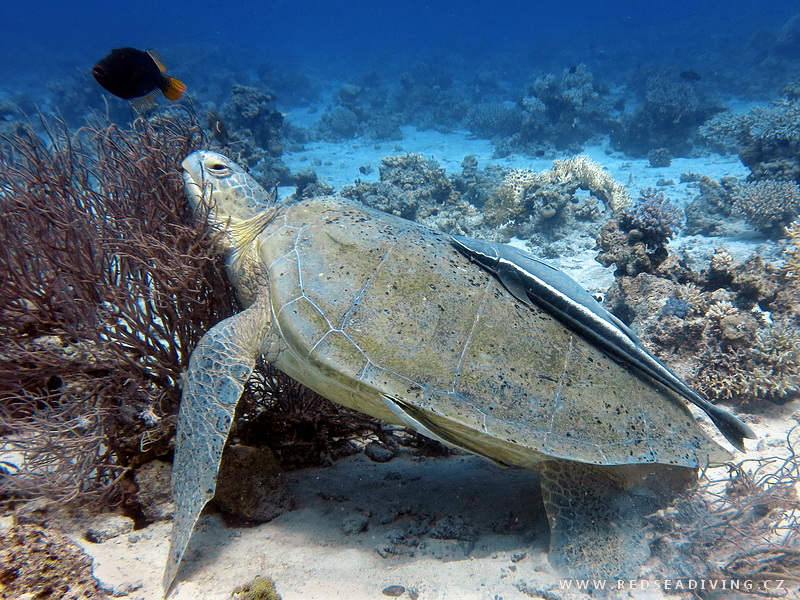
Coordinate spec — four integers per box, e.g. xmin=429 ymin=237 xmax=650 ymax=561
xmin=163 ymin=150 xmax=754 ymax=592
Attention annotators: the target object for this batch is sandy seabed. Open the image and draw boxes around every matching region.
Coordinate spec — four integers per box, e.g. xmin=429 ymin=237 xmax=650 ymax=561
xmin=75 ymin=410 xmax=796 ymax=600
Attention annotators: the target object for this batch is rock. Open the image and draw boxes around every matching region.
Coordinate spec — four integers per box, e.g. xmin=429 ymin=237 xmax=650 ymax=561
xmin=341 ymin=513 xmax=369 ymax=535
xmin=85 ymin=513 xmax=133 ymax=543
xmin=364 ymin=441 xmax=395 ymax=463
xmin=133 ymin=459 xmax=174 ymax=521
xmin=382 ymin=585 xmax=406 ymax=597
xmin=214 ymin=445 xmax=293 ymax=522
xmin=429 ymin=515 xmax=478 ymax=541
xmin=511 ymin=551 xmax=527 ymax=563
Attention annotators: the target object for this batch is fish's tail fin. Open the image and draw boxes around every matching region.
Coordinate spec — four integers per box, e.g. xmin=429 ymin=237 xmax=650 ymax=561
xmin=707 ymin=403 xmax=756 ymax=452
xmin=162 ymin=75 xmax=187 ymax=101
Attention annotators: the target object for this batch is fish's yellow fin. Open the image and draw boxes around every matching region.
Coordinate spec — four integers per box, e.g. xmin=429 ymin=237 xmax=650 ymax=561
xmin=162 ymin=75 xmax=187 ymax=101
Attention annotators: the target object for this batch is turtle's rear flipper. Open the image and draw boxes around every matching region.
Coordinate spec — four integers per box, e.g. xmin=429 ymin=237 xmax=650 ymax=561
xmin=539 ymin=460 xmax=654 ymax=589
xmin=163 ymin=302 xmax=270 ymax=594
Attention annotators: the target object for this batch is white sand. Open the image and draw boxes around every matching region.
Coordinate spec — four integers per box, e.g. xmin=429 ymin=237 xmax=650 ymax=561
xmin=77 ymin=412 xmax=797 ymax=600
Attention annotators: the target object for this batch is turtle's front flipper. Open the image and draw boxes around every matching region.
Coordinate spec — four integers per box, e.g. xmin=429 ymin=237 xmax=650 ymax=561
xmin=539 ymin=460 xmax=651 ymax=585
xmin=163 ymin=301 xmax=271 ymax=594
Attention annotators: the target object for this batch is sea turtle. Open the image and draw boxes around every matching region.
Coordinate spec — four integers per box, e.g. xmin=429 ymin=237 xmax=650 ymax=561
xmin=164 ymin=150 xmax=754 ymax=592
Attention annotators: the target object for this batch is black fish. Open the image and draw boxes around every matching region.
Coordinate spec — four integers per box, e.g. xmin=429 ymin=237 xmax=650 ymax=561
xmin=92 ymin=47 xmax=186 ymax=102
xmin=679 ymin=69 xmax=702 ymax=81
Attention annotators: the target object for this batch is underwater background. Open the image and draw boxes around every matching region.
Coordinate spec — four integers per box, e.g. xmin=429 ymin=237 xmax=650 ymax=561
xmin=2 ymin=1 xmax=800 ymax=599
xmin=4 ymin=1 xmax=800 ymax=97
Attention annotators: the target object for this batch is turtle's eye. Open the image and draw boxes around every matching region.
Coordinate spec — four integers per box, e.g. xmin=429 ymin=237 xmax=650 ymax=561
xmin=204 ymin=160 xmax=232 ymax=177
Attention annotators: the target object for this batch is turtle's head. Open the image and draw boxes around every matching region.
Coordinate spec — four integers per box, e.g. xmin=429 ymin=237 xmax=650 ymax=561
xmin=182 ymin=150 xmax=275 ymax=230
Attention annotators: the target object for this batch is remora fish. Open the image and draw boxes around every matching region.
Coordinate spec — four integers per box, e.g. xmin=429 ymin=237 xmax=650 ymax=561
xmin=451 ymin=235 xmax=756 ymax=451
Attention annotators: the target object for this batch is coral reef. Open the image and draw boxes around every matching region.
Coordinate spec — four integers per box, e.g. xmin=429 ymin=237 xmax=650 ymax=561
xmin=314 ymin=76 xmax=403 ymax=142
xmin=730 ymin=180 xmax=800 ymax=235
xmin=684 ymin=175 xmax=738 ymax=235
xmin=0 ymin=524 xmax=107 ymax=599
xmin=393 ymin=62 xmax=469 ymax=132
xmin=483 ymin=155 xmax=628 ymax=247
xmin=783 ymin=220 xmax=800 ymax=289
xmin=232 ymin=576 xmax=282 ymax=600
xmin=466 ymin=102 xmax=524 ymax=139
xmin=316 ymin=105 xmax=360 ymax=141
xmin=255 ymin=63 xmax=321 ymax=106
xmin=694 ymin=319 xmax=800 ymax=404
xmin=223 ymin=84 xmax=284 ymax=153
xmin=685 ymin=176 xmax=800 ymax=237
xmin=602 ymin=240 xmax=800 ymax=407
xmin=291 ymin=168 xmax=335 ymax=200
xmin=509 ymin=64 xmax=619 ymax=152
xmin=214 ymin=84 xmax=292 ymax=188
xmin=613 ymin=69 xmax=722 ymax=156
xmin=700 ymin=98 xmax=800 ymax=183
xmin=618 ymin=188 xmax=684 ymax=249
xmin=548 ymin=155 xmax=631 ymax=213
xmin=646 ymin=147 xmax=672 ymax=168
xmin=451 ymin=154 xmax=494 ymax=207
xmin=340 ymin=153 xmax=476 ymax=230
xmin=596 ymin=188 xmax=682 ymax=276
xmin=596 ymin=225 xmax=667 ymax=276
xmin=660 ymin=296 xmax=692 ymax=319
xmin=195 ymin=83 xmax=292 ymax=188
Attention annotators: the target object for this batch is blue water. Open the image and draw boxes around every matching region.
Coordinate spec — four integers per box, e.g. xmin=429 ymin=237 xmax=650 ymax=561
xmin=2 ymin=1 xmax=798 ymax=94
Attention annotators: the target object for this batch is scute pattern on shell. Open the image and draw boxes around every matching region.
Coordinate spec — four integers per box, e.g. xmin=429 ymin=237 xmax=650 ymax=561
xmin=253 ymin=196 xmax=728 ymax=469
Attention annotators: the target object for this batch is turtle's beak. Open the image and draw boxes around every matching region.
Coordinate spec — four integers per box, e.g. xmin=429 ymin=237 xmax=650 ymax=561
xmin=181 ymin=152 xmax=208 ymax=213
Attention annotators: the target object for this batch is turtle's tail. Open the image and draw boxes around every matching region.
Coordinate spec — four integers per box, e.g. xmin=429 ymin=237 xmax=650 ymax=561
xmin=706 ymin=403 xmax=756 ymax=452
